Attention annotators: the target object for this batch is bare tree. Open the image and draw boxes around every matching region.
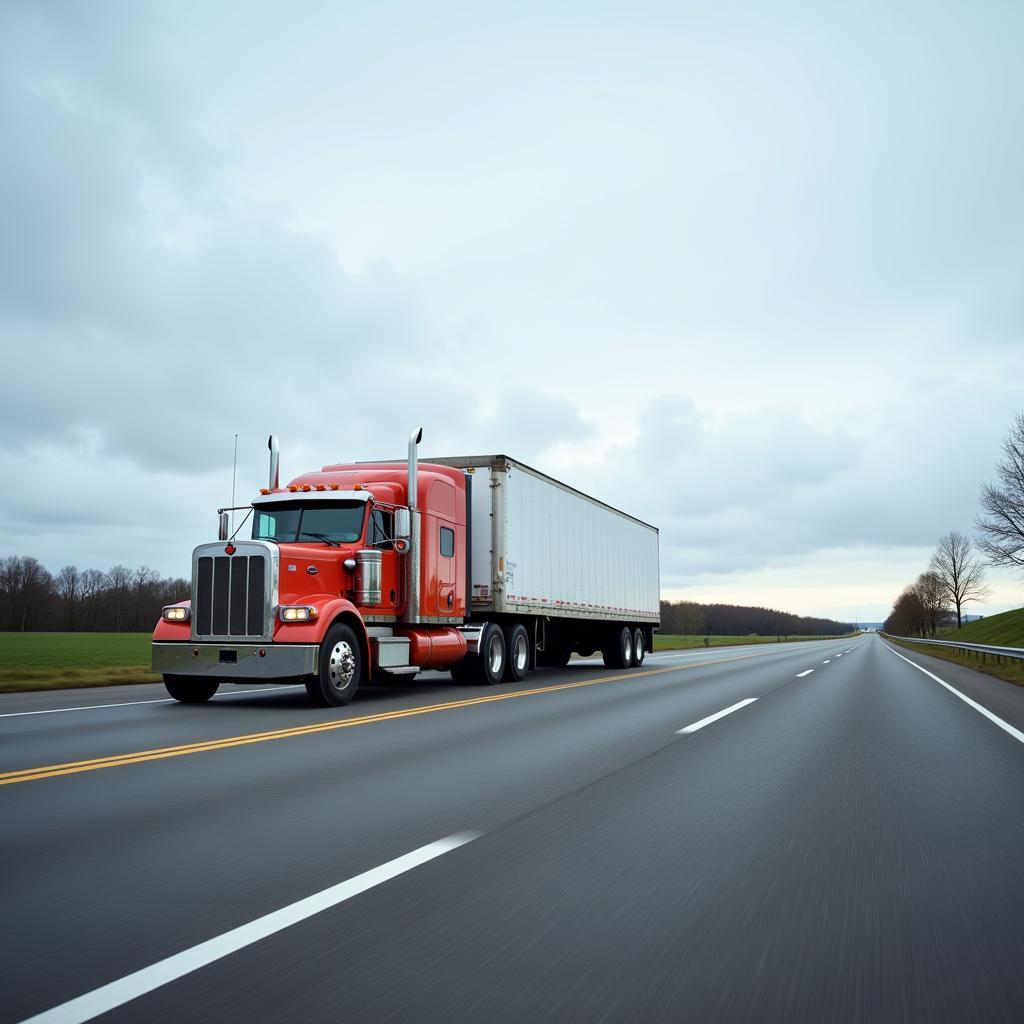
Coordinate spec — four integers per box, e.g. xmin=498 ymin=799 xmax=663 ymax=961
xmin=929 ymin=531 xmax=988 ymax=628
xmin=885 ymin=585 xmax=927 ymax=637
xmin=0 ymin=556 xmax=54 ymax=631
xmin=55 ymin=565 xmax=81 ymax=631
xmin=914 ymin=571 xmax=947 ymax=637
xmin=976 ymin=411 xmax=1024 ymax=576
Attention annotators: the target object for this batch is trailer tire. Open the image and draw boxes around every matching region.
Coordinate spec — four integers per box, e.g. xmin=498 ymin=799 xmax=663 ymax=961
xmin=503 ymin=624 xmax=529 ymax=681
xmin=602 ymin=626 xmax=634 ymax=669
xmin=163 ymin=675 xmax=220 ymax=703
xmin=305 ymin=623 xmax=362 ymax=707
xmin=632 ymin=628 xmax=646 ymax=667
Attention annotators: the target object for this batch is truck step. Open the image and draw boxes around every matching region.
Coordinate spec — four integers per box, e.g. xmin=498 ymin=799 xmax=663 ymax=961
xmin=378 ymin=665 xmax=421 ymax=676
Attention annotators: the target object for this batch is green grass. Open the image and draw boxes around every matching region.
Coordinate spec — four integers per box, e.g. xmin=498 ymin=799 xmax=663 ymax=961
xmin=654 ymin=633 xmax=855 ymax=651
xmin=935 ymin=607 xmax=1024 ymax=646
xmin=0 ymin=632 xmax=159 ymax=692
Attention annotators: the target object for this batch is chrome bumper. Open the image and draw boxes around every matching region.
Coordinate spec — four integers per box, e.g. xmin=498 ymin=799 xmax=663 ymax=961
xmin=152 ymin=642 xmax=318 ymax=680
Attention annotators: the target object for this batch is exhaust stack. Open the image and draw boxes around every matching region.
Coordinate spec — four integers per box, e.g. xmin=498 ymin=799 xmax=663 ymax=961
xmin=268 ymin=435 xmax=280 ymax=490
xmin=406 ymin=427 xmax=423 ymax=624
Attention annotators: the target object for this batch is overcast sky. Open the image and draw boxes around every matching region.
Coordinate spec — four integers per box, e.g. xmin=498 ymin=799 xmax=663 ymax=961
xmin=2 ymin=0 xmax=1022 ymax=622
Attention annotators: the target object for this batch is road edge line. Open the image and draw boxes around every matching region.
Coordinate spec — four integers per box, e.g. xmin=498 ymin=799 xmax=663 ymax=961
xmin=882 ymin=642 xmax=1024 ymax=745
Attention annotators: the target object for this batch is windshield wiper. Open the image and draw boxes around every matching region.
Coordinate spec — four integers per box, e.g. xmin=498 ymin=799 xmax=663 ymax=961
xmin=301 ymin=532 xmax=339 ymax=547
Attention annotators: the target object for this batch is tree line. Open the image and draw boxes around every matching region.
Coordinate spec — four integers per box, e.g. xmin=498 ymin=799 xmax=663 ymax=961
xmin=0 ymin=556 xmax=188 ymax=633
xmin=885 ymin=411 xmax=1024 ymax=636
xmin=660 ymin=600 xmax=853 ymax=637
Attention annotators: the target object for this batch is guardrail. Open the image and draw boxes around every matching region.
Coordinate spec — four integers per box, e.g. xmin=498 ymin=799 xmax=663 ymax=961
xmin=884 ymin=634 xmax=1024 ymax=664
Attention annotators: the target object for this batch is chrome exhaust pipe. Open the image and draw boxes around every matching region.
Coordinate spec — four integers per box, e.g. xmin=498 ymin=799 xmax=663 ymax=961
xmin=406 ymin=427 xmax=422 ymax=624
xmin=268 ymin=435 xmax=280 ymax=490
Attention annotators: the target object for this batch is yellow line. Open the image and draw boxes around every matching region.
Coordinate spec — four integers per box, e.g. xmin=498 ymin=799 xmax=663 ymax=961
xmin=0 ymin=652 xmax=767 ymax=786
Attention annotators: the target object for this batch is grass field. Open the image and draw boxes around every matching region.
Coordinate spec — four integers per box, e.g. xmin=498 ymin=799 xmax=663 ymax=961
xmin=0 ymin=633 xmax=159 ymax=692
xmin=654 ymin=633 xmax=854 ymax=651
xmin=935 ymin=607 xmax=1024 ymax=646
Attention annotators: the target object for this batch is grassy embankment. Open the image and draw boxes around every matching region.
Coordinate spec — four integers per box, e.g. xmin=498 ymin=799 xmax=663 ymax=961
xmin=0 ymin=633 xmax=159 ymax=692
xmin=0 ymin=630 xmax=860 ymax=693
xmin=887 ymin=607 xmax=1024 ymax=688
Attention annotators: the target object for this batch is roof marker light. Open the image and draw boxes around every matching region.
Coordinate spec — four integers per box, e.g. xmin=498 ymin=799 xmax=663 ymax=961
xmin=260 ymin=488 xmax=270 ymax=495
xmin=329 ymin=484 xmax=340 ymax=490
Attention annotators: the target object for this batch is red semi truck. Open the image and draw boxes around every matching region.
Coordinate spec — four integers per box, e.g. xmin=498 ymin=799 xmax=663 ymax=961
xmin=152 ymin=431 xmax=660 ymax=706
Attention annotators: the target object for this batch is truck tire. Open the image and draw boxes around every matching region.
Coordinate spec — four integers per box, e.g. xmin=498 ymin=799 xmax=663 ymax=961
xmin=602 ymin=626 xmax=634 ymax=669
xmin=632 ymin=628 xmax=646 ymax=667
xmin=503 ymin=623 xmax=529 ymax=682
xmin=164 ymin=675 xmax=220 ymax=703
xmin=306 ymin=623 xmax=362 ymax=707
xmin=455 ymin=622 xmax=506 ymax=685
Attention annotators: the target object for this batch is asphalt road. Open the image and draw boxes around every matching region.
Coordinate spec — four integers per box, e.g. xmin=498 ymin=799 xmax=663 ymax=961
xmin=2 ymin=635 xmax=1023 ymax=1023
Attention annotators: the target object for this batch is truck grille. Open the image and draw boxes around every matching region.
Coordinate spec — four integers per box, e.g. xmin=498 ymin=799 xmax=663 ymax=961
xmin=194 ymin=553 xmax=267 ymax=638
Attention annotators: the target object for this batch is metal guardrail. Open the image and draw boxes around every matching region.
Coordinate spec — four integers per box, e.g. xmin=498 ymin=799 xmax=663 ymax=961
xmin=884 ymin=634 xmax=1024 ymax=663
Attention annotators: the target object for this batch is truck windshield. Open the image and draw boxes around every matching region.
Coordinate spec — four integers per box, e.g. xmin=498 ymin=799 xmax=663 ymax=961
xmin=252 ymin=502 xmax=366 ymax=545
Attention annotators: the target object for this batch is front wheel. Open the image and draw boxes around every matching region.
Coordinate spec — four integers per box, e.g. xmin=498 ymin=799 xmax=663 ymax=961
xmin=164 ymin=675 xmax=220 ymax=703
xmin=306 ymin=624 xmax=362 ymax=706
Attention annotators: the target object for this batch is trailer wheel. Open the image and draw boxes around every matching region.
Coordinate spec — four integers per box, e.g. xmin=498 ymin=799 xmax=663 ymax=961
xmin=632 ymin=628 xmax=646 ymax=667
xmin=602 ymin=626 xmax=634 ymax=669
xmin=306 ymin=623 xmax=362 ymax=706
xmin=163 ymin=675 xmax=220 ymax=703
xmin=503 ymin=624 xmax=529 ymax=681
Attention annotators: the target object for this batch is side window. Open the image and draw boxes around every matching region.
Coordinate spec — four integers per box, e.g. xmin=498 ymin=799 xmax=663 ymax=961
xmin=440 ymin=526 xmax=455 ymax=558
xmin=369 ymin=508 xmax=394 ymax=550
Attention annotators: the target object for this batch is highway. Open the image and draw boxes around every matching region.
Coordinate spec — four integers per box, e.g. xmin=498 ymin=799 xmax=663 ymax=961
xmin=2 ymin=634 xmax=1023 ymax=1023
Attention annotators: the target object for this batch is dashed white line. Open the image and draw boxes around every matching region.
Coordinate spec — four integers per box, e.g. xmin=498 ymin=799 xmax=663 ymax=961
xmin=17 ymin=832 xmax=480 ymax=1024
xmin=883 ymin=643 xmax=1024 ymax=746
xmin=0 ymin=685 xmax=303 ymax=720
xmin=796 ymin=669 xmax=814 ymax=678
xmin=677 ymin=698 xmax=758 ymax=734
xmin=822 ymin=660 xmax=831 ymax=664
xmin=835 ymin=654 xmax=843 ymax=658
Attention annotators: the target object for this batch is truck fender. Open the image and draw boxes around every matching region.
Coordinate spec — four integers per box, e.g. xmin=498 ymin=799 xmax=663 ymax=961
xmin=274 ymin=596 xmax=369 ymax=671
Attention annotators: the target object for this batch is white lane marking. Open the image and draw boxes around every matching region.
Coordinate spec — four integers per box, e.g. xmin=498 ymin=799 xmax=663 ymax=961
xmin=0 ymin=686 xmax=303 ymax=720
xmin=822 ymin=660 xmax=831 ymax=664
xmin=677 ymin=698 xmax=758 ymax=735
xmin=18 ymin=832 xmax=479 ymax=1024
xmin=883 ymin=643 xmax=1024 ymax=746
xmin=796 ymin=670 xmax=814 ymax=678
xmin=835 ymin=654 xmax=843 ymax=658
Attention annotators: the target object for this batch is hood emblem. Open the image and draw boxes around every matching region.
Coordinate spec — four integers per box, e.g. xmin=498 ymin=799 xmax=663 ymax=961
xmin=306 ymin=565 xmax=319 ymax=575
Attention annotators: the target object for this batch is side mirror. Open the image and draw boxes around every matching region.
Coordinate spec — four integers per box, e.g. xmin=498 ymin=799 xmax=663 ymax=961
xmin=218 ymin=512 xmax=229 ymax=541
xmin=395 ymin=507 xmax=410 ymax=540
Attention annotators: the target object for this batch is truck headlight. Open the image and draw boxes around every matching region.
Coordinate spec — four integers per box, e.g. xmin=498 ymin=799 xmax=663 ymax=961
xmin=162 ymin=606 xmax=191 ymax=623
xmin=279 ymin=605 xmax=318 ymax=622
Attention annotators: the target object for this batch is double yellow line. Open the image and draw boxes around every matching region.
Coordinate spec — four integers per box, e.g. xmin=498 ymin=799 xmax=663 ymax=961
xmin=0 ymin=651 xmax=764 ymax=787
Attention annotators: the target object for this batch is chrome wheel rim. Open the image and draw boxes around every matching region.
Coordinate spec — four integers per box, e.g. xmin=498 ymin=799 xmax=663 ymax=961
xmin=488 ymin=632 xmax=504 ymax=676
xmin=635 ymin=633 xmax=644 ymax=663
xmin=328 ymin=640 xmax=356 ymax=690
xmin=623 ymin=632 xmax=633 ymax=664
xmin=514 ymin=633 xmax=528 ymax=672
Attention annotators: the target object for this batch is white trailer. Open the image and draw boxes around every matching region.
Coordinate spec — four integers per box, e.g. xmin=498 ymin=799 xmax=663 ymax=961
xmin=427 ymin=455 xmax=660 ymax=671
